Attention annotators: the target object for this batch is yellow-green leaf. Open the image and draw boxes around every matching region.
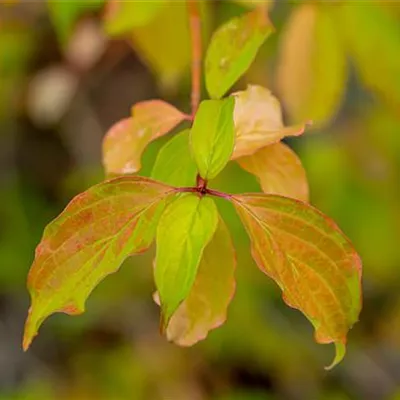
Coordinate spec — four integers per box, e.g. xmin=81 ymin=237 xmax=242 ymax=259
xmin=232 ymin=85 xmax=306 ymax=159
xmin=276 ymin=3 xmax=346 ymax=126
xmin=190 ymin=97 xmax=235 ymax=180
xmin=130 ymin=2 xmax=190 ymax=88
xmin=336 ymin=1 xmax=400 ymax=108
xmin=157 ymin=217 xmax=236 ymax=346
xmin=151 ymin=130 xmax=197 ymax=187
xmin=102 ymin=100 xmax=186 ymax=176
xmin=155 ymin=194 xmax=218 ymax=328
xmin=104 ymin=0 xmax=164 ymax=35
xmin=23 ymin=176 xmax=174 ymax=351
xmin=205 ymin=8 xmax=274 ymax=99
xmin=237 ymin=142 xmax=309 ymax=202
xmin=232 ymin=193 xmax=362 ymax=368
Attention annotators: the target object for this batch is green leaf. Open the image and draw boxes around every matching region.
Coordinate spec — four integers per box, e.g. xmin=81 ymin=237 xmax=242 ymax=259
xmin=47 ymin=0 xmax=105 ymax=45
xmin=336 ymin=1 xmax=400 ymax=109
xmin=151 ymin=130 xmax=197 ymax=187
xmin=205 ymin=8 xmax=274 ymax=99
xmin=190 ymin=97 xmax=235 ymax=180
xmin=102 ymin=100 xmax=186 ymax=176
xmin=155 ymin=217 xmax=236 ymax=346
xmin=276 ymin=3 xmax=346 ymax=126
xmin=155 ymin=194 xmax=218 ymax=328
xmin=232 ymin=193 xmax=362 ymax=369
xmin=104 ymin=0 xmax=164 ymax=35
xmin=23 ymin=176 xmax=174 ymax=351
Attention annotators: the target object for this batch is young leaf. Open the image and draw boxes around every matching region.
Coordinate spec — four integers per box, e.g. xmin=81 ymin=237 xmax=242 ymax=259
xmin=102 ymin=100 xmax=186 ymax=176
xmin=232 ymin=85 xmax=307 ymax=159
xmin=237 ymin=142 xmax=309 ymax=202
xmin=232 ymin=194 xmax=362 ymax=369
xmin=276 ymin=4 xmax=346 ymax=126
xmin=155 ymin=217 xmax=236 ymax=346
xmin=47 ymin=0 xmax=105 ymax=45
xmin=155 ymin=194 xmax=218 ymax=328
xmin=23 ymin=176 xmax=174 ymax=351
xmin=205 ymin=8 xmax=274 ymax=99
xmin=104 ymin=0 xmax=164 ymax=35
xmin=190 ymin=97 xmax=235 ymax=180
xmin=151 ymin=130 xmax=197 ymax=187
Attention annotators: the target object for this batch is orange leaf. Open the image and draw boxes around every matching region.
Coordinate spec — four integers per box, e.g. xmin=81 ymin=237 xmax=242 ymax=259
xmin=102 ymin=100 xmax=187 ymax=175
xmin=232 ymin=193 xmax=362 ymax=368
xmin=237 ymin=142 xmax=309 ymax=202
xmin=23 ymin=176 xmax=174 ymax=351
xmin=231 ymin=85 xmax=307 ymax=159
xmin=154 ymin=217 xmax=236 ymax=346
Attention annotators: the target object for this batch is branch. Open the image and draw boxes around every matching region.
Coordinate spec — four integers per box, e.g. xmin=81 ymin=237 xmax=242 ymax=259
xmin=187 ymin=0 xmax=202 ymax=118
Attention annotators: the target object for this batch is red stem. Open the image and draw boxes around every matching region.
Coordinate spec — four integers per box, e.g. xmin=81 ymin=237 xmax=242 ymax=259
xmin=187 ymin=0 xmax=202 ymax=118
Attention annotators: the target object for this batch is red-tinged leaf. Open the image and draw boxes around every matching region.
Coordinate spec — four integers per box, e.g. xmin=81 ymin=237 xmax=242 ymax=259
xmin=237 ymin=142 xmax=309 ymax=202
xmin=102 ymin=100 xmax=187 ymax=175
xmin=23 ymin=176 xmax=174 ymax=351
xmin=231 ymin=85 xmax=307 ymax=159
xmin=231 ymin=193 xmax=362 ymax=369
xmin=154 ymin=218 xmax=236 ymax=346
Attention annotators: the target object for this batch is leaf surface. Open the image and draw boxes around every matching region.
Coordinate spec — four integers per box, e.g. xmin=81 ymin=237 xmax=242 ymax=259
xmin=276 ymin=4 xmax=346 ymax=126
xmin=232 ymin=193 xmax=362 ymax=368
xmin=205 ymin=8 xmax=274 ymax=99
xmin=237 ymin=142 xmax=309 ymax=202
xmin=155 ymin=217 xmax=236 ymax=346
xmin=102 ymin=100 xmax=186 ymax=175
xmin=155 ymin=194 xmax=218 ymax=328
xmin=23 ymin=176 xmax=174 ymax=351
xmin=152 ymin=130 xmax=197 ymax=187
xmin=232 ymin=85 xmax=306 ymax=159
xmin=190 ymin=97 xmax=235 ymax=180
xmin=104 ymin=0 xmax=164 ymax=35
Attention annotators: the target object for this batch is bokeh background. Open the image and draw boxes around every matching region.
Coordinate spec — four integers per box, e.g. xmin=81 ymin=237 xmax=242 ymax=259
xmin=1 ymin=1 xmax=400 ymax=399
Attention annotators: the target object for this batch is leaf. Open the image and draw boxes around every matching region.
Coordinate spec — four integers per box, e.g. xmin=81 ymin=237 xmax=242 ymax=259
xmin=104 ymin=0 xmax=164 ymax=35
xmin=336 ymin=1 xmax=400 ymax=108
xmin=155 ymin=217 xmax=236 ymax=346
xmin=276 ymin=3 xmax=346 ymax=126
xmin=155 ymin=194 xmax=218 ymax=328
xmin=237 ymin=142 xmax=309 ymax=202
xmin=102 ymin=100 xmax=186 ymax=176
xmin=231 ymin=85 xmax=307 ymax=159
xmin=129 ymin=2 xmax=191 ymax=88
xmin=231 ymin=193 xmax=362 ymax=368
xmin=47 ymin=0 xmax=105 ymax=45
xmin=23 ymin=176 xmax=174 ymax=351
xmin=151 ymin=130 xmax=197 ymax=187
xmin=205 ymin=8 xmax=274 ymax=99
xmin=190 ymin=97 xmax=235 ymax=180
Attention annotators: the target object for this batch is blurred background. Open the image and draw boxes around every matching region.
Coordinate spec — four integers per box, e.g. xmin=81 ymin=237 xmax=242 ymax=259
xmin=1 ymin=0 xmax=400 ymax=399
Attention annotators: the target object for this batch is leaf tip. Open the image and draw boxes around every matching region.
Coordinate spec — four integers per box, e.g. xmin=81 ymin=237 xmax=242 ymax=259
xmin=22 ymin=306 xmax=38 ymax=352
xmin=324 ymin=341 xmax=346 ymax=371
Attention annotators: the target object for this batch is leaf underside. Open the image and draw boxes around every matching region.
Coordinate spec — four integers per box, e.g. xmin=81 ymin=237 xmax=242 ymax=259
xmin=23 ymin=176 xmax=174 ymax=351
xmin=232 ymin=193 xmax=362 ymax=369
